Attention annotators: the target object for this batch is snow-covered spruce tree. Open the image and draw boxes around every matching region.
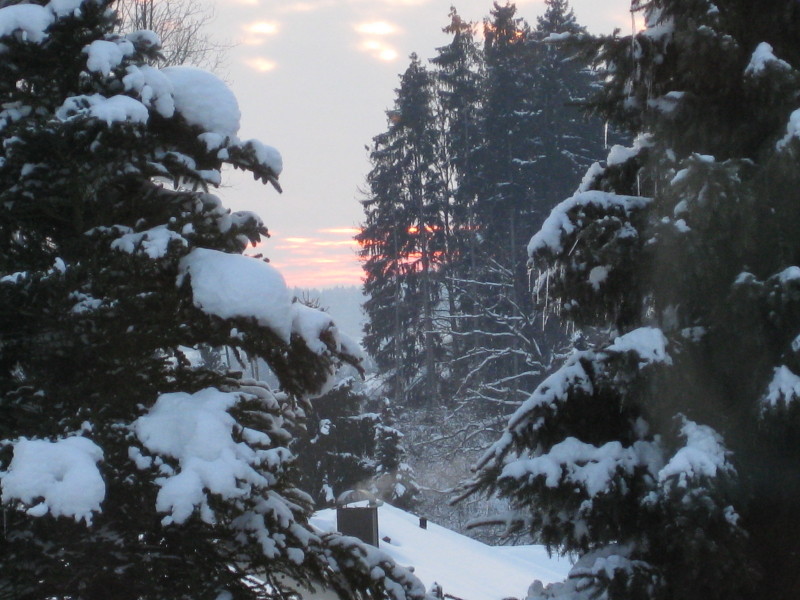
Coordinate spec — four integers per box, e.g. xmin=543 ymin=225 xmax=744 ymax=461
xmin=528 ymin=0 xmax=608 ymax=209
xmin=292 ymin=378 xmax=381 ymax=508
xmin=370 ymin=398 xmax=419 ymax=510
xmin=358 ymin=54 xmax=446 ymax=408
xmin=0 ymin=2 xmax=426 ymax=599
xmin=459 ymin=1 xmax=800 ymax=599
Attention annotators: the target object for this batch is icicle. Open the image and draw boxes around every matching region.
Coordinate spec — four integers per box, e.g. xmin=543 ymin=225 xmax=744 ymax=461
xmin=543 ymin=268 xmax=551 ymax=328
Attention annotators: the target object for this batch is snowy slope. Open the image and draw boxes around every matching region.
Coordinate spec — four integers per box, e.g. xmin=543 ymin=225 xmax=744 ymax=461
xmin=310 ymin=503 xmax=570 ymax=600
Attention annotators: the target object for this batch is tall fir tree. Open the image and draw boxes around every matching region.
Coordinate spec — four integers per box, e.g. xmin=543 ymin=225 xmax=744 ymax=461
xmin=428 ymin=6 xmax=484 ymax=391
xmin=460 ymin=1 xmax=800 ymax=598
xmin=452 ymin=0 xmax=603 ymax=416
xmin=529 ymin=0 xmax=607 ymax=208
xmin=0 ymin=2 xmax=426 ymax=598
xmin=358 ymin=54 xmax=446 ymax=407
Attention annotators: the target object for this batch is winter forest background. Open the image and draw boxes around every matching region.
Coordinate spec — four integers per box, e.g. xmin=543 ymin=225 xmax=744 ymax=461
xmin=2 ymin=0 xmax=800 ymax=600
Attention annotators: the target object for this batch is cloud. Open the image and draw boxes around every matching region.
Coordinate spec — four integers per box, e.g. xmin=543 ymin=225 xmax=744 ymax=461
xmin=319 ymin=227 xmax=361 ymax=234
xmin=244 ymin=57 xmax=277 ymax=72
xmin=251 ymin=226 xmax=363 ymax=287
xmin=365 ymin=0 xmax=431 ymax=5
xmin=352 ymin=19 xmax=401 ymax=62
xmin=358 ymin=40 xmax=398 ymax=61
xmin=277 ymin=0 xmax=338 ymax=13
xmin=241 ymin=21 xmax=280 ymax=45
xmin=354 ymin=21 xmax=400 ymax=35
xmin=245 ymin=21 xmax=280 ymax=35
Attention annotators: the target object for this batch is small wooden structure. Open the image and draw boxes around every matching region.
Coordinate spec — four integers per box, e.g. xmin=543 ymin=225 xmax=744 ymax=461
xmin=335 ymin=490 xmax=381 ymax=547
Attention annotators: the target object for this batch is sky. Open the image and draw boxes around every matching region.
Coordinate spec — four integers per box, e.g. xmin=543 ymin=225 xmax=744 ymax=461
xmin=207 ymin=0 xmax=635 ymax=288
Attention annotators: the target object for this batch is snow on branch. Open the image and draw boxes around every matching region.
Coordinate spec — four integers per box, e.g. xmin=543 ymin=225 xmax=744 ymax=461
xmin=528 ymin=191 xmax=652 ymax=257
xmin=656 ymin=417 xmax=733 ymax=490
xmin=161 ymin=65 xmax=240 ymax=137
xmin=500 ymin=437 xmax=663 ymax=498
xmin=0 ymin=4 xmax=54 ymax=46
xmin=131 ymin=387 xmax=284 ymax=526
xmin=1 ymin=435 xmax=105 ymax=525
xmin=761 ymin=365 xmax=800 ymax=410
xmin=178 ymin=248 xmax=294 ymax=342
xmin=607 ymin=327 xmax=672 ymax=366
xmin=528 ymin=544 xmax=659 ymax=600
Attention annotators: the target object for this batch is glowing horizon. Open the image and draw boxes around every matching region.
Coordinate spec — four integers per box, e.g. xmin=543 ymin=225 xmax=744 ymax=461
xmin=249 ymin=226 xmax=363 ymax=288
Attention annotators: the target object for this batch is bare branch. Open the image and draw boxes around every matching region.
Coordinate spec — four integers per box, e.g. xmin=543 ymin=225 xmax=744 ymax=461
xmin=113 ymin=0 xmax=232 ymax=73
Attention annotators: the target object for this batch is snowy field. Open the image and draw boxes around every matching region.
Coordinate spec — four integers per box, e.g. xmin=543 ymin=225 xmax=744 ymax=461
xmin=311 ymin=503 xmax=571 ymax=600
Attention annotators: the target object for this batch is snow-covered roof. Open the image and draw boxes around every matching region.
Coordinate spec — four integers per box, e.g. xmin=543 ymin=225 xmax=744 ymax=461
xmin=310 ymin=503 xmax=570 ymax=600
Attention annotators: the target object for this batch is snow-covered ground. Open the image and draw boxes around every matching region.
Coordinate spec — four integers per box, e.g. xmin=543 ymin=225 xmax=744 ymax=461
xmin=311 ymin=503 xmax=570 ymax=600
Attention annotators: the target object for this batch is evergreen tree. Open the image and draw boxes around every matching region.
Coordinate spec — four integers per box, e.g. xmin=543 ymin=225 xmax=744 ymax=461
xmin=529 ymin=0 xmax=607 ymax=208
xmin=292 ymin=379 xmax=381 ymax=508
xmin=450 ymin=2 xmax=560 ymax=417
xmin=428 ymin=6 xmax=484 ymax=391
xmin=370 ymin=399 xmax=420 ymax=510
xmin=472 ymin=1 xmax=536 ymax=303
xmin=460 ymin=1 xmax=800 ymax=599
xmin=358 ymin=54 xmax=446 ymax=407
xmin=0 ymin=2 xmax=425 ymax=598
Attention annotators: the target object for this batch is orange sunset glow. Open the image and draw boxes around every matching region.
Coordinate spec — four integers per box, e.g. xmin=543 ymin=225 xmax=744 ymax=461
xmin=249 ymin=227 xmax=364 ymax=288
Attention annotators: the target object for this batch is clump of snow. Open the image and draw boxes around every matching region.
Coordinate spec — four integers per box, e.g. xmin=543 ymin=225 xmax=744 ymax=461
xmin=641 ymin=13 xmax=674 ymax=41
xmin=776 ymin=266 xmax=800 ymax=283
xmin=122 ymin=65 xmax=174 ymax=118
xmin=178 ymin=248 xmax=292 ymax=342
xmin=126 ymin=29 xmax=161 ymax=51
xmin=161 ymin=66 xmax=240 ymax=137
xmin=500 ymin=437 xmax=662 ymax=498
xmin=658 ymin=418 xmax=730 ymax=487
xmin=528 ymin=544 xmax=648 ymax=600
xmin=606 ymin=144 xmax=638 ymax=166
xmin=575 ymin=161 xmax=605 ymax=194
xmin=648 ymin=90 xmax=685 ymax=114
xmin=292 ymin=302 xmax=335 ymax=354
xmin=110 ymin=225 xmax=187 ymax=259
xmin=607 ymin=327 xmax=672 ymax=366
xmin=240 ymin=138 xmax=283 ymax=176
xmin=290 ymin=302 xmax=363 ymax=362
xmin=132 ymin=387 xmax=277 ymax=525
xmin=745 ymin=42 xmax=791 ymax=76
xmin=503 ymin=353 xmax=593 ymax=436
xmin=198 ymin=132 xmax=226 ymax=151
xmin=83 ymin=38 xmax=134 ymax=77
xmin=57 ymin=94 xmax=149 ymax=126
xmin=762 ymin=365 xmax=800 ymax=409
xmin=89 ymin=95 xmax=148 ymax=126
xmin=777 ymin=109 xmax=800 ymax=151
xmin=528 ymin=191 xmax=651 ymax=256
xmin=48 ymin=0 xmax=90 ymax=18
xmin=1 ymin=436 xmax=105 ymax=525
xmin=606 ymin=134 xmax=654 ymax=166
xmin=0 ymin=4 xmax=53 ymax=45
xmin=542 ymin=31 xmax=572 ymax=42
xmin=588 ymin=265 xmax=609 ymax=290
xmin=70 ymin=291 xmax=106 ymax=314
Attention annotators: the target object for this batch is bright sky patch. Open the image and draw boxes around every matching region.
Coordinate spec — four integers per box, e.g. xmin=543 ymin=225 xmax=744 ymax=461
xmin=245 ymin=57 xmax=277 ymax=72
xmin=355 ymin=21 xmax=398 ymax=35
